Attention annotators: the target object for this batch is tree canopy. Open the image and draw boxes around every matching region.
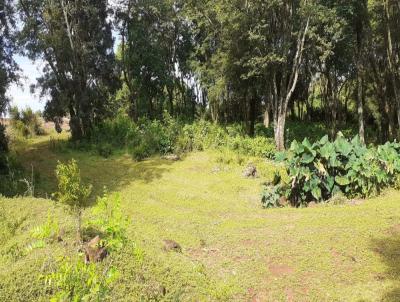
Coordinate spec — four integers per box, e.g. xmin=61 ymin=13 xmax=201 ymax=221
xmin=0 ymin=0 xmax=399 ymax=149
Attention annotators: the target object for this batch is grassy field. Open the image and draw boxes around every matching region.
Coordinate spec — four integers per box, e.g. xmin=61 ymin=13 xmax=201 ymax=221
xmin=1 ymin=132 xmax=400 ymax=301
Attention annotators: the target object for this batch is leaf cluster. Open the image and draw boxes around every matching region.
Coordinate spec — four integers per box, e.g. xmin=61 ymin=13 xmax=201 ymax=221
xmin=54 ymin=159 xmax=92 ymax=214
xmin=275 ymin=134 xmax=400 ymax=206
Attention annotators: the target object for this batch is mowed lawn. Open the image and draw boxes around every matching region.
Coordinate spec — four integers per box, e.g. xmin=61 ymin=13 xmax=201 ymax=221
xmin=2 ymin=134 xmax=400 ymax=301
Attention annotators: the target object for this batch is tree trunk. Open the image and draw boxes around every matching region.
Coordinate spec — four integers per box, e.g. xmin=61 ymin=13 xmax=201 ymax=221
xmin=274 ymin=113 xmax=286 ymax=151
xmin=357 ymin=75 xmax=365 ymax=144
xmin=248 ymin=90 xmax=257 ymax=136
xmin=385 ymin=0 xmax=400 ymax=136
xmin=263 ymin=104 xmax=270 ymax=128
xmin=167 ymin=86 xmax=174 ymax=116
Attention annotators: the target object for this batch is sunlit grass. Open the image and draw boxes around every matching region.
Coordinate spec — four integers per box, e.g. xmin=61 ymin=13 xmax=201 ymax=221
xmin=1 ymin=134 xmax=400 ymax=301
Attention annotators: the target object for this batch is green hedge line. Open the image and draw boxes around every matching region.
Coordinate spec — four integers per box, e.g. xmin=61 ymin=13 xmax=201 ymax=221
xmin=87 ymin=114 xmax=276 ymax=160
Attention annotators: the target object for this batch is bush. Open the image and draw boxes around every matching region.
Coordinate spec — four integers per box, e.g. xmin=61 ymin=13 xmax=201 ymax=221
xmin=89 ymin=193 xmax=129 ymax=252
xmin=0 ymin=155 xmax=28 ymax=197
xmin=261 ymin=185 xmax=281 ymax=208
xmin=97 ymin=143 xmax=113 ymax=158
xmin=0 ymin=124 xmax=8 ymax=172
xmin=9 ymin=106 xmax=45 ymax=138
xmin=273 ymin=134 xmax=400 ymax=206
xmin=54 ymin=159 xmax=92 ymax=243
xmin=44 ymin=259 xmax=119 ymax=302
xmin=88 ymin=115 xmax=277 ymax=160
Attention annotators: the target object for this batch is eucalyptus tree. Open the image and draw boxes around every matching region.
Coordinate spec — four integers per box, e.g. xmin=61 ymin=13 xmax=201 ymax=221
xmin=235 ymin=0 xmax=311 ymax=150
xmin=115 ymin=0 xmax=194 ymax=120
xmin=382 ymin=0 xmax=400 ymax=133
xmin=0 ymin=0 xmax=18 ymax=156
xmin=18 ymin=0 xmax=117 ymax=140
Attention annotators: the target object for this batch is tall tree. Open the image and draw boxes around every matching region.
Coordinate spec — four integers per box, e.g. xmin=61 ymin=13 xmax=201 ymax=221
xmin=0 ymin=0 xmax=18 ymax=157
xmin=18 ymin=0 xmax=117 ymax=140
xmin=115 ymin=0 xmax=194 ymax=120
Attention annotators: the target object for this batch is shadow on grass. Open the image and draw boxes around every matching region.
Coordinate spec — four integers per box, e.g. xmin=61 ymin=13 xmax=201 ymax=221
xmin=15 ymin=138 xmax=178 ymax=199
xmin=371 ymin=227 xmax=400 ymax=302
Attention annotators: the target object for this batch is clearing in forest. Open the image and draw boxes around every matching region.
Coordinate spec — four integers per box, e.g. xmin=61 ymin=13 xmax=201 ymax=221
xmin=1 ymin=135 xmax=400 ymax=301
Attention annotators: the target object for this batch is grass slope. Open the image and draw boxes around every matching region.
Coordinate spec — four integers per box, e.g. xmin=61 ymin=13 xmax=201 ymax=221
xmin=1 ymin=134 xmax=400 ymax=301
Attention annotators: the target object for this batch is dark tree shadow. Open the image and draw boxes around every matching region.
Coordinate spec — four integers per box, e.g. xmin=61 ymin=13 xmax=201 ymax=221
xmin=371 ymin=225 xmax=400 ymax=302
xmin=16 ymin=138 xmax=179 ymax=199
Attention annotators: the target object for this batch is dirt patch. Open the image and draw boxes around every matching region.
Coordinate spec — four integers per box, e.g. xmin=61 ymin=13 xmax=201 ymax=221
xmin=386 ymin=224 xmax=400 ymax=235
xmin=268 ymin=263 xmax=294 ymax=277
xmin=247 ymin=288 xmax=269 ymax=302
xmin=285 ymin=288 xmax=295 ymax=302
xmin=331 ymin=248 xmax=342 ymax=262
xmin=187 ymin=247 xmax=220 ymax=259
xmin=240 ymin=239 xmax=258 ymax=247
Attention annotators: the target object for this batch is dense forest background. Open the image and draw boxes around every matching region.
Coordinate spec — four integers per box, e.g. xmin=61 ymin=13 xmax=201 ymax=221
xmin=1 ymin=0 xmax=400 ymax=151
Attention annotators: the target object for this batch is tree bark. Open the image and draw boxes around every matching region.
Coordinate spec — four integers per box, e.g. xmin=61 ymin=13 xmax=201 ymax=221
xmin=264 ymin=103 xmax=270 ymax=128
xmin=385 ymin=0 xmax=400 ymax=135
xmin=357 ymin=74 xmax=365 ymax=144
xmin=272 ymin=17 xmax=310 ymax=151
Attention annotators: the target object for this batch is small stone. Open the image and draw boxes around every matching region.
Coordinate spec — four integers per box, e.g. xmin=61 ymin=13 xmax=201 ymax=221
xmin=308 ymin=201 xmax=317 ymax=208
xmin=162 ymin=239 xmax=182 ymax=253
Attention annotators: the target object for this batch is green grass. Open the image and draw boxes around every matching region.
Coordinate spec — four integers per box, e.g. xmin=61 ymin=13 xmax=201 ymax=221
xmin=2 ymin=133 xmax=400 ymax=301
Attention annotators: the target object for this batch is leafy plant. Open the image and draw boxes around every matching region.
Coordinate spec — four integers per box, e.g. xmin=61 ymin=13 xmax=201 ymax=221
xmin=30 ymin=210 xmax=60 ymax=241
xmin=88 ymin=115 xmax=277 ymax=161
xmin=261 ymin=185 xmax=281 ymax=208
xmin=45 ymin=259 xmax=119 ymax=302
xmin=9 ymin=106 xmax=45 ymax=138
xmin=89 ymin=193 xmax=129 ymax=252
xmin=54 ymin=160 xmax=92 ymax=243
xmin=273 ymin=134 xmax=400 ymax=206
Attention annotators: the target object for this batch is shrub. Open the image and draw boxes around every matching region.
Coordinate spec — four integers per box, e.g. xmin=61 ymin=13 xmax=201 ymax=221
xmin=97 ymin=143 xmax=113 ymax=158
xmin=88 ymin=115 xmax=277 ymax=160
xmin=9 ymin=106 xmax=45 ymax=138
xmin=0 ymin=155 xmax=27 ymax=197
xmin=261 ymin=185 xmax=281 ymax=209
xmin=44 ymin=259 xmax=119 ymax=302
xmin=54 ymin=159 xmax=92 ymax=243
xmin=0 ymin=124 xmax=8 ymax=172
xmin=89 ymin=193 xmax=129 ymax=252
xmin=273 ymin=134 xmax=400 ymax=206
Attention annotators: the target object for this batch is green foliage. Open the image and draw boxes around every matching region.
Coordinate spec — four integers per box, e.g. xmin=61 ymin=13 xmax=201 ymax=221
xmin=54 ymin=159 xmax=92 ymax=242
xmin=89 ymin=193 xmax=129 ymax=252
xmin=88 ymin=115 xmax=277 ymax=161
xmin=45 ymin=259 xmax=119 ymax=302
xmin=0 ymin=154 xmax=28 ymax=197
xmin=19 ymin=0 xmax=117 ymax=140
xmin=261 ymin=185 xmax=281 ymax=209
xmin=30 ymin=210 xmax=59 ymax=242
xmin=97 ymin=143 xmax=113 ymax=159
xmin=179 ymin=120 xmax=276 ymax=158
xmin=54 ymin=159 xmax=92 ymax=213
xmin=9 ymin=106 xmax=45 ymax=138
xmin=275 ymin=134 xmax=400 ymax=206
